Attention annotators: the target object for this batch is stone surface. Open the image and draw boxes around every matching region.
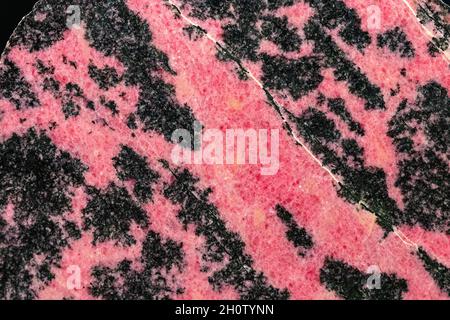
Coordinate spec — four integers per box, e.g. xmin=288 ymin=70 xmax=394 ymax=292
xmin=0 ymin=0 xmax=449 ymax=300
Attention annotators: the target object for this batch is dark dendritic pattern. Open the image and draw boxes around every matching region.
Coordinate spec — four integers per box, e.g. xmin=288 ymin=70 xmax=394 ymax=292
xmin=325 ymin=97 xmax=365 ymax=136
xmin=417 ymin=248 xmax=450 ymax=297
xmin=261 ymin=54 xmax=323 ymax=101
xmin=260 ymin=15 xmax=302 ymax=53
xmin=61 ymin=82 xmax=89 ymax=119
xmin=90 ymin=230 xmax=185 ymax=300
xmin=113 ymin=145 xmax=160 ymax=203
xmin=377 ymin=27 xmax=416 ymax=58
xmin=0 ymin=59 xmax=40 ymax=109
xmin=315 ymin=93 xmax=365 ymax=136
xmin=82 ymin=183 xmax=149 ymax=246
xmin=275 ymin=205 xmax=314 ymax=257
xmin=320 ymin=258 xmax=408 ymax=300
xmin=35 ymin=59 xmax=56 ymax=76
xmin=35 ymin=59 xmax=97 ymax=119
xmin=388 ymin=82 xmax=450 ymax=234
xmin=305 ymin=0 xmax=371 ymax=51
xmin=38 ymin=59 xmax=61 ymax=95
xmin=0 ymin=129 xmax=86 ymax=299
xmin=162 ymin=163 xmax=290 ymax=300
xmin=88 ymin=63 xmax=122 ymax=90
xmin=99 ymin=95 xmax=119 ymax=116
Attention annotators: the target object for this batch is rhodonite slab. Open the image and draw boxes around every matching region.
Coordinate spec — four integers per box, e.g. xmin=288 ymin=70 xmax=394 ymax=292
xmin=0 ymin=0 xmax=449 ymax=300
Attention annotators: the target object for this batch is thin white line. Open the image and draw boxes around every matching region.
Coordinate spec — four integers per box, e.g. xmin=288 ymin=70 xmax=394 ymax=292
xmin=393 ymin=227 xmax=419 ymax=249
xmin=400 ymin=0 xmax=417 ymax=14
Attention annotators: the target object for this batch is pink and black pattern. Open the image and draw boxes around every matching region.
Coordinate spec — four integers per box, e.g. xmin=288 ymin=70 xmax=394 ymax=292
xmin=0 ymin=0 xmax=449 ymax=300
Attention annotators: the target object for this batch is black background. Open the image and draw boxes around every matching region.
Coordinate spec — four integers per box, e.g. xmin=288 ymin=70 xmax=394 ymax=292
xmin=0 ymin=0 xmax=39 ymax=53
xmin=0 ymin=300 xmax=441 ymax=318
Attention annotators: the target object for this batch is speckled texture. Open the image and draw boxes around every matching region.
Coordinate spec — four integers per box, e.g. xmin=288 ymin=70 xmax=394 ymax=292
xmin=0 ymin=0 xmax=449 ymax=300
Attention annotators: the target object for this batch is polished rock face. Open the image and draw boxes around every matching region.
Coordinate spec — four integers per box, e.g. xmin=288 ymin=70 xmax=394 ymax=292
xmin=0 ymin=0 xmax=449 ymax=300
